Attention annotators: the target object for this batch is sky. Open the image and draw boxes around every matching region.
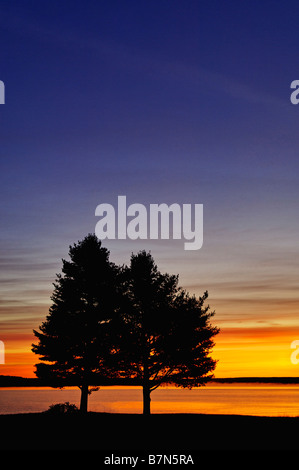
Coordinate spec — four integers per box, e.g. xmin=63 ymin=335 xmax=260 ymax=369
xmin=1 ymin=0 xmax=299 ymax=378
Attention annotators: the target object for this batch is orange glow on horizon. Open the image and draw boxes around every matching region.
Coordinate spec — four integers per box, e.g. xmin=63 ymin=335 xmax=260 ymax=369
xmin=1 ymin=324 xmax=299 ymax=379
xmin=212 ymin=325 xmax=299 ymax=378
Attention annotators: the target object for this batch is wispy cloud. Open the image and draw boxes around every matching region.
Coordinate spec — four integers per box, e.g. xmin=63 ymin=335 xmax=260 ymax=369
xmin=0 ymin=6 xmax=287 ymax=110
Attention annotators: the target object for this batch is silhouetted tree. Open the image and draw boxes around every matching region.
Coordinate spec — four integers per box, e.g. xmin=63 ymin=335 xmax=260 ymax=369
xmin=32 ymin=234 xmax=119 ymax=413
xmin=113 ymin=251 xmax=219 ymax=414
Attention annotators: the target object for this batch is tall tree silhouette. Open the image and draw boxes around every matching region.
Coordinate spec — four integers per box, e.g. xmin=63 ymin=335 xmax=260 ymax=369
xmin=114 ymin=251 xmax=219 ymax=414
xmin=32 ymin=234 xmax=119 ymax=413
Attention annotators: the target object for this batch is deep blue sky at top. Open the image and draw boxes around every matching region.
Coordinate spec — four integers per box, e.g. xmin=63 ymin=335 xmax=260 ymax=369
xmin=1 ymin=0 xmax=299 ymax=328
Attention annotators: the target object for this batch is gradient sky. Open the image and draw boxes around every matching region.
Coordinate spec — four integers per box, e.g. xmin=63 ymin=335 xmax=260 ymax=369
xmin=1 ymin=0 xmax=299 ymax=378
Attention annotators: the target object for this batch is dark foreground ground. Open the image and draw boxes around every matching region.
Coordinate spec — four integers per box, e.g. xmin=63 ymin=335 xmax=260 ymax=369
xmin=0 ymin=412 xmax=298 ymax=453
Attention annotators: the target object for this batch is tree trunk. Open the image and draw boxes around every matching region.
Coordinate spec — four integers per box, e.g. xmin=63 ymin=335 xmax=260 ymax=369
xmin=142 ymin=346 xmax=151 ymax=415
xmin=143 ymin=385 xmax=151 ymax=415
xmin=80 ymin=383 xmax=89 ymax=413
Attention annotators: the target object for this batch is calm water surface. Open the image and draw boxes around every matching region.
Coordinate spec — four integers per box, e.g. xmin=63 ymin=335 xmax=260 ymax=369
xmin=1 ymin=384 xmax=299 ymax=416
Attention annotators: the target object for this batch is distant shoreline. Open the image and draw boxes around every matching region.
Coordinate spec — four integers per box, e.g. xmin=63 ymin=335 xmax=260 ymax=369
xmin=1 ymin=374 xmax=299 ymax=387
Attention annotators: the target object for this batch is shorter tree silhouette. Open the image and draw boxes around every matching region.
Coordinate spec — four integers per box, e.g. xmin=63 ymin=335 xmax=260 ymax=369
xmin=32 ymin=234 xmax=119 ymax=413
xmin=113 ymin=251 xmax=219 ymax=414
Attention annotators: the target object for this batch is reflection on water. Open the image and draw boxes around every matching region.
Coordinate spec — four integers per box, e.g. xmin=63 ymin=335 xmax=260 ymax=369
xmin=1 ymin=384 xmax=299 ymax=416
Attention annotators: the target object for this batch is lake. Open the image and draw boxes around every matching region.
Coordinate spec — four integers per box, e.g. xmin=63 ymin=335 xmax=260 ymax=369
xmin=1 ymin=383 xmax=299 ymax=416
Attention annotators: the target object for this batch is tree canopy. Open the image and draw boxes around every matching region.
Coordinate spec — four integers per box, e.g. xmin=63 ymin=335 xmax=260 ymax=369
xmin=32 ymin=234 xmax=120 ymax=412
xmin=32 ymin=235 xmax=219 ymax=414
xmin=111 ymin=250 xmax=219 ymax=414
